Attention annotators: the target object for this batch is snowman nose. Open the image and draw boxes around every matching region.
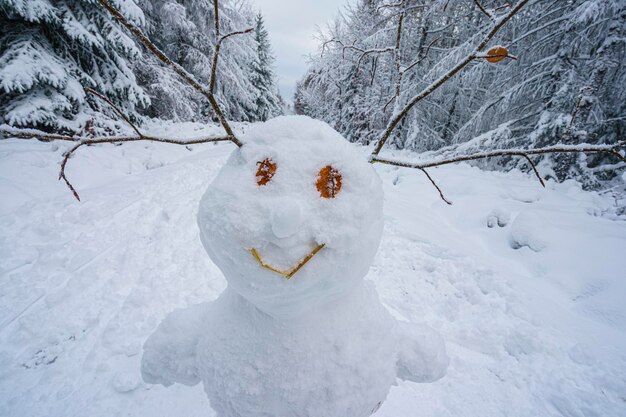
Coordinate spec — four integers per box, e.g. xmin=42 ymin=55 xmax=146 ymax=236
xmin=270 ymin=199 xmax=303 ymax=239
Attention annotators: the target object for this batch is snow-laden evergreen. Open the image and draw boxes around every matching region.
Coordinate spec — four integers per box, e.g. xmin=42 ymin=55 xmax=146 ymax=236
xmin=0 ymin=0 xmax=283 ymax=127
xmin=298 ymin=0 xmax=626 ymax=188
xmin=249 ymin=13 xmax=282 ymax=121
xmin=134 ymin=0 xmax=281 ymax=123
xmin=0 ymin=0 xmax=149 ymax=130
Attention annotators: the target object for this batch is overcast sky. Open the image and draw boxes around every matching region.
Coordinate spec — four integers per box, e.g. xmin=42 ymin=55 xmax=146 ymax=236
xmin=248 ymin=0 xmax=348 ymax=102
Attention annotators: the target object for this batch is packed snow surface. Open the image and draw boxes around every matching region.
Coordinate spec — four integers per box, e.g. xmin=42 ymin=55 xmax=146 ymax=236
xmin=1 ymin=119 xmax=625 ymax=416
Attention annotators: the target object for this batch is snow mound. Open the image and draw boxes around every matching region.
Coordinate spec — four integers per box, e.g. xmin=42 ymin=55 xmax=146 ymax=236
xmin=486 ymin=208 xmax=510 ymax=228
xmin=396 ymin=322 xmax=449 ymax=383
xmin=509 ymin=211 xmax=548 ymax=252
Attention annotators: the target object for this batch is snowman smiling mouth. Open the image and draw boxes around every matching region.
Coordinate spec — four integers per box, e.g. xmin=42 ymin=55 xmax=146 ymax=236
xmin=250 ymin=243 xmax=325 ymax=279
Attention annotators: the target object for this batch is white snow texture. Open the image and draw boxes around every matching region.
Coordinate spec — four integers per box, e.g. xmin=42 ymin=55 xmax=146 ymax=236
xmin=141 ymin=116 xmax=449 ymax=417
xmin=2 ymin=118 xmax=625 ymax=417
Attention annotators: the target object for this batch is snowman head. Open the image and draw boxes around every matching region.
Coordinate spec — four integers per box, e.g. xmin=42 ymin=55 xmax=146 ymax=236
xmin=197 ymin=115 xmax=383 ymax=318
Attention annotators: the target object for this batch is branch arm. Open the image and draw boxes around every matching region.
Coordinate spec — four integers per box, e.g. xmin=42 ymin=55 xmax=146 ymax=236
xmin=371 ymin=140 xmax=625 ymax=203
xmin=1 ymin=126 xmax=233 ymax=201
xmin=419 ymin=168 xmax=452 ymax=205
xmin=372 ymin=141 xmax=626 ymax=170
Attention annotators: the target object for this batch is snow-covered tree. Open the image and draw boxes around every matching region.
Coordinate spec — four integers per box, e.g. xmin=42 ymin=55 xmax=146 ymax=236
xmin=249 ymin=12 xmax=282 ymax=121
xmin=134 ymin=0 xmax=263 ymax=122
xmin=0 ymin=0 xmax=149 ymax=130
xmin=299 ymin=0 xmax=626 ymax=188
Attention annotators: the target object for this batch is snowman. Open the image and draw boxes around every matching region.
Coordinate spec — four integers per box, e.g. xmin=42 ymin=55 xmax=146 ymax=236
xmin=141 ymin=115 xmax=449 ymax=417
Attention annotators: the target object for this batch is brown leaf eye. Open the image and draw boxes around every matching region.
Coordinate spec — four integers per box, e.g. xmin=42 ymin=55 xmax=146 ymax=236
xmin=316 ymin=165 xmax=342 ymax=198
xmin=256 ymin=158 xmax=277 ymax=186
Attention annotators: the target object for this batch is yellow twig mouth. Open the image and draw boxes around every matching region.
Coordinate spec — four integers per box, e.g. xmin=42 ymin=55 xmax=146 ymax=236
xmin=250 ymin=243 xmax=325 ymax=279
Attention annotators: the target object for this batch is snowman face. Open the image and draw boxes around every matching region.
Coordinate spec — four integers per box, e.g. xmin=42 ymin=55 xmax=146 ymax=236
xmin=197 ymin=116 xmax=383 ymax=318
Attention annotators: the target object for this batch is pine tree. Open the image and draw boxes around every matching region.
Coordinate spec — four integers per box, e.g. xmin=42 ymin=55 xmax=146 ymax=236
xmin=134 ymin=0 xmax=261 ymax=122
xmin=0 ymin=0 xmax=149 ymax=130
xmin=249 ymin=12 xmax=281 ymax=122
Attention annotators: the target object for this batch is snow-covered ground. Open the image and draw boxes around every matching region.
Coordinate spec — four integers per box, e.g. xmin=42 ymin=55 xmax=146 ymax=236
xmin=1 ymin=121 xmax=625 ymax=417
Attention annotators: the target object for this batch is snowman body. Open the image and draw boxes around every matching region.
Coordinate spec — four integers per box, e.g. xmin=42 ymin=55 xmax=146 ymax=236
xmin=141 ymin=116 xmax=448 ymax=417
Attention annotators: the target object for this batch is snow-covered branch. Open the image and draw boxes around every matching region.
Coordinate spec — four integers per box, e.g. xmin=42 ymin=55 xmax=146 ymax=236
xmin=370 ymin=0 xmax=531 ymax=158
xmin=321 ymin=38 xmax=395 ymax=63
xmin=473 ymin=0 xmax=495 ymax=21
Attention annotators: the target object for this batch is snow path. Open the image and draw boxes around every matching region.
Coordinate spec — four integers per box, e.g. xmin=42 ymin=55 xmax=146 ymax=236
xmin=1 ymin=123 xmax=625 ymax=416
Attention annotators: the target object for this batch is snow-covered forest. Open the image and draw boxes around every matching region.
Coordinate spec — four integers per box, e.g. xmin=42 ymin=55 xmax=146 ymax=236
xmin=0 ymin=0 xmax=625 ymax=416
xmin=0 ymin=0 xmax=283 ymax=127
xmin=297 ymin=0 xmax=626 ymax=188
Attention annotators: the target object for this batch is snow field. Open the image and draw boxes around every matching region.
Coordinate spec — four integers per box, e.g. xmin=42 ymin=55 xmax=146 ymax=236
xmin=1 ymin=120 xmax=625 ymax=416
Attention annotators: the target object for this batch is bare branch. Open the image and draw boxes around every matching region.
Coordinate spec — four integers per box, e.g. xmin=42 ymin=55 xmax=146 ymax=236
xmin=419 ymin=168 xmax=452 ymax=204
xmin=383 ymin=94 xmax=396 ymax=113
xmin=84 ymin=87 xmax=143 ymax=137
xmin=377 ymin=1 xmax=426 ymax=13
xmin=321 ymin=39 xmax=357 ymax=58
xmin=221 ymin=27 xmax=254 ymax=43
xmin=519 ymin=154 xmax=545 ymax=187
xmin=494 ymin=3 xmax=512 ymax=12
xmin=377 ymin=1 xmax=404 ymax=12
xmin=94 ymin=0 xmax=247 ymax=147
xmin=610 ymin=149 xmax=626 ymax=163
xmin=473 ymin=0 xmax=495 ymax=20
xmin=392 ymin=5 xmax=406 ymax=102
xmin=404 ymin=36 xmax=441 ymax=73
xmin=370 ymin=0 xmax=531 ymax=158
xmin=321 ymin=37 xmax=396 ymax=70
xmin=213 ymin=0 xmax=220 ymax=38
xmin=371 ymin=140 xmax=626 ymax=202
xmin=384 ymin=34 xmax=438 ymax=113
xmin=356 ymin=46 xmax=396 ymax=69
xmin=1 ymin=126 xmax=232 ymax=201
xmin=59 ymin=142 xmax=84 ymax=201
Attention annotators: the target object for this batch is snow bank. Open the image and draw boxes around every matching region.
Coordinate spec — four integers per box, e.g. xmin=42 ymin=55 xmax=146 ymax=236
xmin=509 ymin=211 xmax=548 ymax=252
